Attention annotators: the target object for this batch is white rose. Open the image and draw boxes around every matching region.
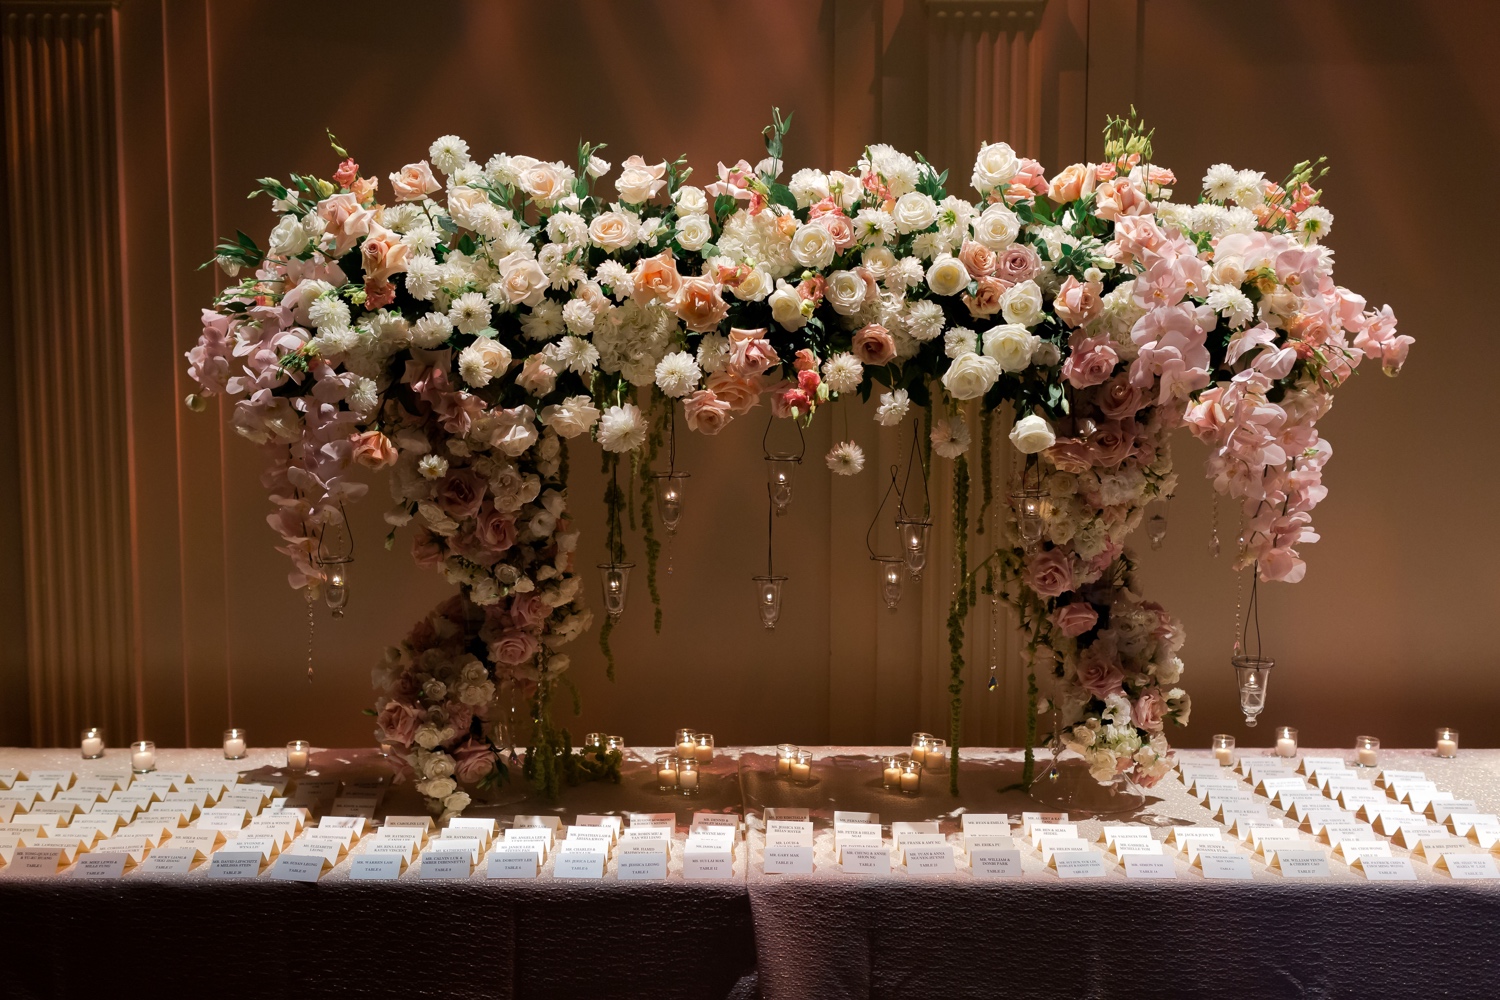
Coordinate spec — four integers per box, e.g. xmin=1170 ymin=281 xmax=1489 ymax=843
xmin=540 ymin=395 xmax=600 ymax=438
xmin=769 ymin=280 xmax=809 ymax=331
xmin=971 ymin=203 xmax=1020 ymax=250
xmin=730 ymin=265 xmax=773 ymax=302
xmin=1009 ymin=413 xmax=1056 ymax=454
xmin=925 ymin=254 xmax=969 ymax=297
xmin=615 ymin=157 xmax=667 ymax=204
xmin=824 ymin=269 xmax=868 ymax=316
xmin=674 ymin=185 xmax=708 ymax=215
xmin=941 ymin=352 xmax=1000 ymax=400
xmin=788 ymin=168 xmax=830 ymax=208
xmin=676 ymin=214 xmax=712 ymax=251
xmin=268 ymin=215 xmax=306 ymax=257
xmin=790 ymin=224 xmax=836 ymax=269
xmin=1000 ymin=279 xmax=1044 ymax=326
xmin=981 ymin=324 xmax=1037 ymax=372
xmin=892 ymin=191 xmax=938 ymax=234
xmin=971 ymin=141 xmax=1020 ymax=194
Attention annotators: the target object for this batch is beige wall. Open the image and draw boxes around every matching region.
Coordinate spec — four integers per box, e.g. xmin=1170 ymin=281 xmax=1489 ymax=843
xmin=1 ymin=0 xmax=1493 ymax=752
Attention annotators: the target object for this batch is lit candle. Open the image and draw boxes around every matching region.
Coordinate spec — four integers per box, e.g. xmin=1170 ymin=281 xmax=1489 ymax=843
xmin=1274 ymin=726 xmax=1298 ymax=759
xmin=923 ymin=740 xmax=948 ymax=770
xmin=223 ymin=728 xmax=247 ymax=760
xmin=678 ymin=759 xmax=700 ymax=793
xmin=675 ymin=727 xmax=698 ymax=762
xmin=1211 ymin=734 xmax=1235 ymax=767
xmin=882 ymin=760 xmax=903 ymax=789
xmin=130 ymin=740 xmax=156 ymax=773
xmin=788 ymin=750 xmax=813 ymax=785
xmin=286 ymin=740 xmax=311 ymax=771
xmin=656 ymin=753 xmax=679 ymax=791
xmin=899 ymin=758 xmax=922 ymax=794
xmin=1435 ymin=728 xmax=1458 ymax=759
xmin=81 ymin=728 xmax=104 ymax=759
xmin=910 ymin=732 xmax=934 ymax=769
xmin=776 ymin=744 xmax=798 ymax=776
xmin=694 ymin=734 xmax=714 ymax=763
xmin=1354 ymin=735 xmax=1379 ymax=768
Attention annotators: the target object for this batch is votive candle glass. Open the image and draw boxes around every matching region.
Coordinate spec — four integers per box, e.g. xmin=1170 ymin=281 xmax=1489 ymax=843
xmin=677 ymin=756 xmax=701 ymax=796
xmin=776 ymin=744 xmax=799 ymax=777
xmin=1212 ymin=734 xmax=1235 ymax=767
xmin=81 ymin=728 xmax=105 ymax=760
xmin=656 ymin=753 xmax=680 ymax=791
xmin=1274 ymin=726 xmax=1298 ymax=759
xmin=1354 ymin=735 xmax=1379 ymax=768
xmin=882 ymin=753 xmax=907 ymax=791
xmin=675 ymin=727 xmax=698 ymax=762
xmin=286 ymin=740 xmax=312 ymax=772
xmin=130 ymin=740 xmax=156 ymax=773
xmin=1435 ymin=728 xmax=1458 ymax=759
xmin=899 ymin=757 xmax=923 ymax=795
xmin=223 ymin=728 xmax=248 ymax=760
xmin=694 ymin=734 xmax=715 ymax=763
xmin=789 ymin=750 xmax=813 ymax=785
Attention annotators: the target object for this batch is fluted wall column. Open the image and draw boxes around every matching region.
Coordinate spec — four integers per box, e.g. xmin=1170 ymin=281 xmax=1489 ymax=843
xmin=1 ymin=3 xmax=136 ymax=746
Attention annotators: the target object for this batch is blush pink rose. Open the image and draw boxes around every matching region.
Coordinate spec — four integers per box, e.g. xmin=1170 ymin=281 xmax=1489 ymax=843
xmin=703 ymin=372 xmax=764 ymax=413
xmin=474 ymin=506 xmax=517 ymax=554
xmin=437 ymin=469 xmax=487 ymax=521
xmin=958 ymin=240 xmax=997 ymax=279
xmin=632 ymin=251 xmax=683 ymax=306
xmin=684 ymin=389 xmax=734 ymax=434
xmin=1024 ymin=547 xmax=1074 ymax=597
xmin=995 ymin=242 xmax=1041 ymax=284
xmin=1049 ymin=602 xmax=1099 ymax=637
xmin=453 ymin=738 xmax=497 ymax=783
xmin=351 ymin=431 xmax=397 ymax=469
xmin=1088 ymin=420 xmax=1136 ymax=468
xmin=728 ymin=328 xmax=779 ymax=377
xmin=376 ymin=699 xmax=422 ymax=746
xmin=813 ymin=211 xmax=856 ymax=250
xmin=1061 ymin=334 xmax=1119 ymax=388
xmin=411 ymin=529 xmax=444 ymax=568
xmin=1133 ymin=690 xmax=1167 ymax=733
xmin=851 ymin=324 xmax=896 ymax=365
xmin=1096 ymin=376 xmax=1144 ymax=420
xmin=490 ymin=629 xmax=539 ymax=667
xmin=1054 ymin=277 xmax=1104 ymax=329
xmin=1075 ymin=643 xmax=1125 ymax=699
xmin=508 ymin=592 xmax=548 ymax=631
xmin=963 ymin=276 xmax=1006 ymax=320
xmin=1044 ymin=438 xmax=1095 ymax=475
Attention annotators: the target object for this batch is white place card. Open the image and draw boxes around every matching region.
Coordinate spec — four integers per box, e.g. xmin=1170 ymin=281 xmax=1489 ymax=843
xmin=616 ymin=843 xmax=668 ymax=880
xmin=760 ymin=843 xmax=813 ymax=874
xmin=384 ymin=815 xmax=438 ymax=832
xmin=72 ymin=852 xmax=128 ymax=880
xmin=0 ymin=769 xmax=19 ymax=788
xmin=1271 ymin=848 xmax=1330 ymax=878
xmin=833 ymin=810 xmax=879 ymax=826
xmin=766 ymin=820 xmax=814 ymax=847
xmin=1434 ymin=854 xmax=1500 ymax=880
xmin=1197 ymin=853 xmax=1254 ymax=880
xmin=1051 ymin=851 xmax=1108 ymax=879
xmin=620 ymin=829 xmax=670 ymax=855
xmin=350 ymin=854 xmax=405 ymax=880
xmin=960 ymin=813 xmax=1010 ymax=832
xmin=419 ymin=850 xmax=473 ymax=879
xmin=1166 ymin=826 xmax=1220 ymax=847
xmin=554 ymin=851 xmax=606 ymax=879
xmin=905 ymin=845 xmax=956 ymax=875
xmin=93 ymin=837 xmax=148 ymax=864
xmin=207 ymin=851 xmax=263 ymax=878
xmin=1019 ymin=812 xmax=1069 ymax=835
xmin=1441 ymin=810 xmax=1494 ymax=834
xmin=8 ymin=846 xmax=65 ymax=875
xmin=1028 ymin=823 xmax=1080 ymax=848
xmin=504 ymin=829 xmax=552 ymax=855
xmin=511 ymin=815 xmax=562 ymax=832
xmin=1352 ymin=856 xmax=1417 ymax=881
xmin=840 ymin=845 xmax=891 ymax=875
xmin=684 ymin=848 xmax=734 ymax=879
xmin=1375 ymin=768 xmax=1426 ymax=788
xmin=763 ymin=807 xmax=810 ymax=823
xmin=484 ymin=849 xmax=539 ymax=879
xmin=969 ymin=847 xmax=1022 ymax=877
xmin=692 ymin=812 xmax=739 ymax=832
xmin=628 ymin=812 xmax=676 ymax=830
xmin=138 ymin=849 xmax=197 ymax=875
xmin=449 ymin=816 xmax=499 ymax=838
xmin=366 ymin=838 xmax=418 ymax=865
xmin=269 ymin=853 xmax=327 ymax=882
xmin=893 ymin=832 xmax=947 ymax=857
xmin=319 ymin=815 xmax=367 ymax=836
xmin=963 ymin=833 xmax=1017 ymax=853
xmin=1410 ymin=837 xmax=1479 ymax=863
xmin=1298 ymin=756 xmax=1346 ymax=775
xmin=1124 ymin=855 xmax=1176 ymax=880
xmin=1038 ymin=836 xmax=1091 ymax=863
xmin=1333 ymin=840 xmax=1391 ymax=864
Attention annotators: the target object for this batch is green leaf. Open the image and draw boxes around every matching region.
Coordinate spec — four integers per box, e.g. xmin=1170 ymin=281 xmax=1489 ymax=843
xmin=768 ymin=183 xmax=797 ymax=211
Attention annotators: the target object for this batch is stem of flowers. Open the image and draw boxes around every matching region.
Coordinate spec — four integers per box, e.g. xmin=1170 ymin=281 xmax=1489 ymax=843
xmin=1023 ymin=668 xmax=1039 ymax=784
xmin=977 ymin=408 xmax=993 ymax=534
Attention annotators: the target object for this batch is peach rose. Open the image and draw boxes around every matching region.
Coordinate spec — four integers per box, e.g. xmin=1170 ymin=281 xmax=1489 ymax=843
xmin=674 ymin=277 xmax=730 ymax=333
xmin=728 ymin=327 xmax=779 ymax=376
xmin=851 ymin=324 xmax=896 ymax=365
xmin=588 ymin=211 xmax=636 ymax=251
xmin=317 ymin=193 xmax=373 ymax=255
xmin=813 ymin=211 xmax=856 ymax=250
xmin=1024 ymin=546 xmax=1074 ymax=597
xmin=389 ymin=161 xmax=441 ymax=202
xmin=1053 ymin=276 xmax=1103 ymax=329
xmin=684 ymin=389 xmax=734 ymax=434
xmin=517 ymin=161 xmax=569 ymax=208
xmin=350 ymin=176 xmax=378 ymax=206
xmin=1094 ymin=178 xmax=1151 ymax=221
xmin=704 ymin=371 xmax=764 ymax=413
xmin=351 ymin=430 xmax=397 ymax=469
xmin=499 ymin=257 xmax=549 ymax=307
xmin=359 ymin=223 xmax=411 ymax=284
xmin=793 ymin=348 xmax=819 ymax=372
xmin=963 ymin=276 xmax=1007 ymax=320
xmin=517 ymin=355 xmax=558 ymax=396
xmin=615 ymin=155 xmax=667 ymax=204
xmin=632 ymin=250 xmax=682 ymax=305
xmin=958 ymin=240 xmax=996 ymax=279
xmin=1047 ymin=163 xmax=1094 ymax=203
xmin=1049 ymin=601 xmax=1099 ymax=637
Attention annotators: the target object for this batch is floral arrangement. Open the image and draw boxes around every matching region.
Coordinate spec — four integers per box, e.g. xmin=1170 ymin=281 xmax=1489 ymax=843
xmin=186 ymin=111 xmax=1407 ymax=812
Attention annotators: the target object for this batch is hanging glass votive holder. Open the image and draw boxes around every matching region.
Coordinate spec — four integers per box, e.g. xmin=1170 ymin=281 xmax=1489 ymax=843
xmin=896 ymin=517 xmax=932 ymax=579
xmin=597 ymin=562 xmax=635 ymax=621
xmin=875 ymin=557 xmax=904 ymax=611
xmin=316 ymin=509 xmax=354 ymax=618
xmin=1146 ymin=508 xmax=1168 ymax=549
xmin=652 ymin=471 xmax=690 ymax=534
xmin=656 ymin=753 xmax=680 ymax=791
xmin=1008 ymin=488 xmax=1049 ymax=548
xmin=1232 ymin=654 xmax=1274 ymax=727
xmin=776 ymin=744 xmax=800 ymax=777
xmin=677 ymin=756 xmax=702 ymax=795
xmin=766 ymin=454 xmax=799 ymax=515
xmin=752 ymin=575 xmax=787 ymax=629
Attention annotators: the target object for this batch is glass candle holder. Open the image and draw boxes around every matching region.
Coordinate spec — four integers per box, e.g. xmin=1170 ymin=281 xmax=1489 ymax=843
xmin=286 ymin=740 xmax=312 ymax=772
xmin=604 ymin=735 xmax=626 ymax=754
xmin=1435 ymin=728 xmax=1459 ymax=759
xmin=881 ymin=753 xmax=907 ymax=791
xmin=583 ymin=732 xmax=607 ymax=752
xmin=1274 ymin=726 xmax=1298 ymax=759
xmin=656 ymin=753 xmax=680 ymax=791
xmin=776 ymin=744 xmax=799 ymax=777
xmin=693 ymin=734 xmax=715 ymax=763
xmin=223 ymin=728 xmax=248 ymax=760
xmin=677 ymin=756 xmax=701 ymax=796
xmin=921 ymin=738 xmax=949 ymax=772
xmin=675 ymin=728 xmax=698 ymax=762
xmin=1354 ymin=735 xmax=1379 ymax=768
xmin=81 ymin=728 xmax=105 ymax=760
xmin=898 ymin=757 xmax=923 ymax=795
xmin=130 ymin=740 xmax=156 ymax=774
xmin=1212 ymin=734 xmax=1235 ymax=767
xmin=910 ymin=732 xmax=936 ymax=765
xmin=788 ymin=750 xmax=813 ymax=785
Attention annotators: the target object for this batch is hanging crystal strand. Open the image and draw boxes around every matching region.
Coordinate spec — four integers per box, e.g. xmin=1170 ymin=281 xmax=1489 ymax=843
xmin=1231 ymin=567 xmax=1245 ymax=658
xmin=306 ymin=590 xmax=316 ymax=682
xmin=665 ymin=534 xmax=675 ymax=576
xmin=1209 ymin=493 xmax=1221 ymax=557
xmin=987 ymin=592 xmax=1000 ymax=692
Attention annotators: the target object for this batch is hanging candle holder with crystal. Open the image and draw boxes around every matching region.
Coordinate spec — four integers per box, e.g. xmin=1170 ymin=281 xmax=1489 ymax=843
xmin=597 ymin=562 xmax=635 ymax=621
xmin=763 ymin=414 xmax=806 ymax=517
xmin=652 ymin=404 xmax=690 ymax=540
xmin=875 ymin=557 xmax=904 ymax=611
xmin=1232 ymin=653 xmax=1274 ymax=727
xmin=752 ymin=574 xmax=787 ymax=629
xmin=314 ymin=504 xmax=355 ymax=618
xmin=1146 ymin=506 xmax=1168 ymax=549
xmin=893 ymin=422 xmax=933 ymax=578
xmin=1008 ymin=486 xmax=1049 ymax=549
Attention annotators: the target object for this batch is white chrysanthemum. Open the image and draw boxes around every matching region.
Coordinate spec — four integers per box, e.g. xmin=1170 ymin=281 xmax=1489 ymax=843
xmin=594 ymin=260 xmax=634 ymax=299
xmin=1202 ymin=163 xmax=1238 ymax=202
xmin=911 ymin=231 xmax=946 ymax=262
xmin=1187 ymin=203 xmax=1227 ymax=236
xmin=1230 ymin=169 xmax=1265 ymax=206
xmin=429 ymin=135 xmax=471 ymax=176
xmin=519 ymin=299 xmax=565 ymax=341
xmin=905 ymin=299 xmax=945 ymax=342
xmin=411 ymin=312 xmax=453 ymax=349
xmin=1206 ymin=284 xmax=1255 ymax=330
xmin=696 ymin=332 xmax=731 ymax=374
xmin=825 ymin=441 xmax=866 ymax=476
xmin=654 ymin=351 xmax=701 ymax=398
xmin=312 ymin=325 xmax=359 ymax=357
xmin=875 ymin=388 xmax=910 ymax=426
xmin=544 ymin=335 xmax=599 ymax=375
xmin=860 ymin=143 xmax=921 ymax=197
xmin=404 ymin=257 xmax=440 ymax=300
xmin=1222 ymin=206 xmax=1259 ymax=235
xmin=821 ymin=352 xmax=863 ymax=394
xmin=1297 ymin=206 xmax=1333 ymax=243
xmin=883 ymin=256 xmax=924 ymax=293
xmin=401 ymin=226 xmax=441 ymax=255
xmin=418 ymin=454 xmax=449 ymax=480
xmin=597 ymin=403 xmax=647 ymax=453
xmin=308 ymin=294 xmax=351 ymax=330
xmin=788 ymin=168 xmax=830 ymax=208
xmin=931 ymin=414 xmax=970 ymax=459
xmin=562 ymin=298 xmax=596 ymax=335
xmin=853 ymin=208 xmax=895 ymax=247
xmin=944 ymin=326 xmax=978 ymax=358
xmin=547 ymin=212 xmax=588 ymax=247
xmin=448 ymin=292 xmax=491 ymax=335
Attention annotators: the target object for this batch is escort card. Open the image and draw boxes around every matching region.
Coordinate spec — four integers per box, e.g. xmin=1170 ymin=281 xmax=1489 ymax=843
xmin=763 ymin=807 xmax=810 ymax=823
xmin=286 ymin=838 xmax=343 ymax=865
xmin=1434 ymin=854 xmax=1500 ymax=879
xmin=554 ymin=851 xmax=606 ymax=879
xmin=1113 ymin=841 xmax=1165 ymax=859
xmin=1449 ymin=812 xmax=1500 ymax=836
xmin=269 ymin=852 xmax=328 ymax=882
xmin=207 ymin=851 xmax=263 ymax=878
xmin=1255 ymin=776 xmax=1307 ymax=797
xmin=0 ymin=768 xmax=18 ymax=789
xmin=969 ymin=847 xmax=1022 ymax=877
xmin=233 ymin=835 xmax=279 ymax=861
xmin=1221 ymin=808 xmax=1271 ymax=832
xmin=350 ymin=854 xmax=405 ymax=880
xmin=449 ymin=816 xmax=498 ymax=840
xmin=840 ymin=845 xmax=891 ymax=875
xmin=684 ymin=847 xmax=734 ymax=879
xmin=766 ymin=820 xmax=814 ymax=846
xmin=1019 ymin=812 xmax=1068 ymax=836
xmin=170 ymin=828 xmax=224 ymax=858
xmin=31 ymin=771 xmax=75 ymax=790
xmin=616 ymin=843 xmax=669 ymax=880
xmin=905 ymin=845 xmax=957 ymax=875
xmin=484 ymin=848 xmax=539 ymax=879
xmin=1375 ymin=768 xmax=1426 ymax=788
xmin=1051 ymin=851 xmax=1108 ymax=878
xmin=1352 ymin=856 xmax=1417 ymax=881
xmin=1298 ymin=756 xmax=1346 ymax=775
xmin=8 ymin=847 xmax=65 ymax=875
xmin=384 ymin=815 xmax=438 ymax=832
xmin=366 ymin=838 xmax=418 ymax=865
xmin=893 ymin=832 xmax=946 ymax=858
xmin=319 ymin=815 xmax=367 ymax=837
xmin=138 ymin=849 xmax=197 ymax=875
xmin=511 ymin=815 xmax=562 ymax=833
xmin=504 ymin=829 xmax=552 ymax=857
xmin=1391 ymin=823 xmax=1450 ymax=849
xmin=1433 ymin=802 xmax=1484 ymax=826
xmin=691 ymin=812 xmax=739 ymax=834
xmin=94 ymin=837 xmax=148 ymax=864
xmin=1028 ymin=823 xmax=1080 ymax=848
xmin=0 ymin=834 xmax=24 ymax=862
xmin=756 ymin=843 xmax=811 ymax=875
xmin=1197 ymin=853 xmax=1254 ymax=880
xmin=329 ymin=801 xmax=376 ymax=820
xmin=963 ymin=833 xmax=1017 ymax=853
xmin=1332 ymin=840 xmax=1391 ymax=864
xmin=833 ymin=810 xmax=879 ymax=826
xmin=1165 ymin=826 xmax=1220 ymax=847
xmin=1409 ymin=837 xmax=1477 ymax=863
xmin=1038 ymin=836 xmax=1091 ymax=863
xmin=960 ymin=813 xmax=1011 ymax=833
xmin=628 ymin=812 xmax=676 ymax=830
xmin=1123 ymin=855 xmax=1176 ymax=880
xmin=892 ymin=820 xmax=941 ymax=838
xmin=419 ymin=849 xmax=472 ymax=879
xmin=1271 ymin=848 xmax=1330 ymax=878
xmin=72 ymin=852 xmax=127 ymax=880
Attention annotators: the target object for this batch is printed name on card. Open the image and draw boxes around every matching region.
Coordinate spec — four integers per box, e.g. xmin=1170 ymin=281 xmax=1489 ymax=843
xmin=1123 ymin=855 xmax=1176 ymax=879
xmin=616 ymin=843 xmax=668 ymax=880
xmin=350 ymin=854 xmax=405 ymax=880
xmin=9 ymin=847 xmax=65 ymax=875
xmin=1351 ymin=856 xmax=1416 ymax=881
xmin=840 ymin=845 xmax=891 ymax=875
xmin=384 ymin=815 xmax=438 ymax=832
xmin=1197 ymin=853 xmax=1254 ymax=880
xmin=683 ymin=847 xmax=734 ymax=879
xmin=766 ymin=820 xmax=814 ymax=846
xmin=138 ymin=849 xmax=197 ymax=875
xmin=484 ymin=849 xmax=539 ymax=879
xmin=207 ymin=851 xmax=263 ymax=879
xmin=554 ymin=851 xmax=606 ymax=879
xmin=419 ymin=850 xmax=473 ymax=879
xmin=905 ymin=845 xmax=957 ymax=875
xmin=1271 ymin=848 xmax=1330 ymax=878
xmin=72 ymin=852 xmax=128 ymax=880
xmin=960 ymin=813 xmax=1010 ymax=833
xmin=761 ymin=843 xmax=814 ymax=875
xmin=1433 ymin=854 xmax=1500 ymax=880
xmin=1051 ymin=851 xmax=1109 ymax=879
xmin=969 ymin=847 xmax=1022 ymax=877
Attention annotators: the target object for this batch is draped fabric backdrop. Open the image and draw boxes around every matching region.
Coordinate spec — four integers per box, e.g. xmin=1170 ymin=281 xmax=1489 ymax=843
xmin=0 ymin=0 xmax=1491 ymax=753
